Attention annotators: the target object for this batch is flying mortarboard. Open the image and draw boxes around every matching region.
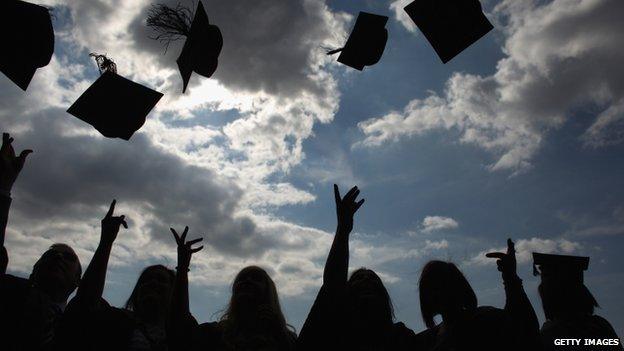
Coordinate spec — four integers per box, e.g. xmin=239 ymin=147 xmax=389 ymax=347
xmin=147 ymin=1 xmax=222 ymax=93
xmin=0 ymin=0 xmax=54 ymax=91
xmin=327 ymin=12 xmax=388 ymax=71
xmin=67 ymin=54 xmax=163 ymax=140
xmin=532 ymin=252 xmax=590 ymax=284
xmin=404 ymin=0 xmax=493 ymax=64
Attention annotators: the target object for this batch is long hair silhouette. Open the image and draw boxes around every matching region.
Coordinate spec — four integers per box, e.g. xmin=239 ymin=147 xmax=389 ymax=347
xmin=347 ymin=268 xmax=395 ymax=326
xmin=220 ymin=265 xmax=291 ymax=332
xmin=125 ymin=264 xmax=175 ymax=320
xmin=419 ymin=260 xmax=478 ymax=328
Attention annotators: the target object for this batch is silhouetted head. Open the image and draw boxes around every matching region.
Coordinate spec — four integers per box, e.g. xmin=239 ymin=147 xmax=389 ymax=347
xmin=347 ymin=268 xmax=395 ymax=329
xmin=419 ymin=260 xmax=477 ymax=328
xmin=539 ymin=281 xmax=598 ymax=321
xmin=125 ymin=265 xmax=175 ymax=323
xmin=30 ymin=243 xmax=82 ymax=302
xmin=221 ymin=266 xmax=288 ymax=331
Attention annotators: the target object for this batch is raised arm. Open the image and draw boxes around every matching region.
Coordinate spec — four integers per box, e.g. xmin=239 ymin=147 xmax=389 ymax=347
xmin=75 ymin=200 xmax=127 ymax=304
xmin=486 ymin=239 xmax=541 ymax=350
xmin=322 ymin=184 xmax=365 ymax=288
xmin=168 ymin=226 xmax=203 ymax=350
xmin=0 ymin=133 xmax=32 ymax=274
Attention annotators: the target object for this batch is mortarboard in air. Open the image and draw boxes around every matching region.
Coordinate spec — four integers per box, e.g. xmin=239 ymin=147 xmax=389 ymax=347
xmin=327 ymin=12 xmax=388 ymax=71
xmin=147 ymin=1 xmax=222 ymax=93
xmin=532 ymin=252 xmax=589 ymax=284
xmin=404 ymin=0 xmax=493 ymax=64
xmin=67 ymin=54 xmax=163 ymax=141
xmin=0 ymin=0 xmax=54 ymax=91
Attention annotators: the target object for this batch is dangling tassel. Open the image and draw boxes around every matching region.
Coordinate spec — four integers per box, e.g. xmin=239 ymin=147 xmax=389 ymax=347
xmin=146 ymin=3 xmax=194 ymax=53
xmin=89 ymin=53 xmax=117 ymax=75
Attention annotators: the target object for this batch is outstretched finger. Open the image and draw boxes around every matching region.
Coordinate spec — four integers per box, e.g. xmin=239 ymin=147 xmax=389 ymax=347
xmin=170 ymin=228 xmax=180 ymax=244
xmin=181 ymin=226 xmax=189 ymax=242
xmin=191 ymin=246 xmax=204 ymax=253
xmin=333 ymin=184 xmax=341 ymax=205
xmin=343 ymin=186 xmax=358 ymax=203
xmin=17 ymin=150 xmax=33 ymax=165
xmin=187 ymin=238 xmax=203 ymax=246
xmin=485 ymin=252 xmax=506 ymax=259
xmin=350 ymin=189 xmax=361 ymax=203
xmin=1 ymin=133 xmax=10 ymax=151
xmin=507 ymin=238 xmax=515 ymax=255
xmin=106 ymin=200 xmax=116 ymax=218
xmin=119 ymin=215 xmax=128 ymax=229
xmin=355 ymin=198 xmax=365 ymax=211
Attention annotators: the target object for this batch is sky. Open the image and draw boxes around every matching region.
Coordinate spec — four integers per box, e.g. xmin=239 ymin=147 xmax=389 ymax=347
xmin=2 ymin=0 xmax=624 ymax=336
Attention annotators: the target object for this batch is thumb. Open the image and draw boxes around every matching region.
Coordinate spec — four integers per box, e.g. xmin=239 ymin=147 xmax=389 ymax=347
xmin=17 ymin=150 xmax=33 ymax=167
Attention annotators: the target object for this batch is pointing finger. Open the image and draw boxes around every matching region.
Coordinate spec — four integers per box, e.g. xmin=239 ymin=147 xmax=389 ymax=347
xmin=485 ymin=252 xmax=506 ymax=259
xmin=106 ymin=200 xmax=116 ymax=218
xmin=170 ymin=228 xmax=180 ymax=244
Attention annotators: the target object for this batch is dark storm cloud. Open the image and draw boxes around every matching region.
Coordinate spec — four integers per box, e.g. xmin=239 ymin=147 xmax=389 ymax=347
xmin=7 ymin=108 xmax=280 ymax=257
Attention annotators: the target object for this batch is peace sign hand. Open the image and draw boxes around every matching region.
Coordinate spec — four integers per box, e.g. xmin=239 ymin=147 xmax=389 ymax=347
xmin=0 ymin=133 xmax=33 ymax=193
xmin=170 ymin=226 xmax=203 ymax=271
xmin=334 ymin=184 xmax=365 ymax=234
xmin=101 ymin=200 xmax=128 ymax=245
xmin=485 ymin=238 xmax=517 ymax=280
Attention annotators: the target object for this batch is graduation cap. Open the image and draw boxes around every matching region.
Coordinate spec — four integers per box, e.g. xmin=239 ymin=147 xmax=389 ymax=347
xmin=0 ymin=0 xmax=54 ymax=90
xmin=404 ymin=0 xmax=493 ymax=63
xmin=67 ymin=54 xmax=163 ymax=140
xmin=147 ymin=1 xmax=222 ymax=93
xmin=532 ymin=252 xmax=590 ymax=284
xmin=327 ymin=12 xmax=388 ymax=71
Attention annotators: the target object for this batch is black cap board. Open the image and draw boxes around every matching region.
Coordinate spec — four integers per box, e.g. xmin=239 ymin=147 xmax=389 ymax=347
xmin=0 ymin=0 xmax=54 ymax=91
xmin=67 ymin=68 xmax=163 ymax=141
xmin=404 ymin=0 xmax=493 ymax=64
xmin=176 ymin=1 xmax=222 ymax=93
xmin=533 ymin=252 xmax=590 ymax=284
xmin=328 ymin=12 xmax=388 ymax=71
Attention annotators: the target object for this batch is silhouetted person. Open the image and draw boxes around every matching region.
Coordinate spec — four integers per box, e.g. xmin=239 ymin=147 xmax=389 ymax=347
xmin=298 ymin=185 xmax=416 ymax=351
xmin=0 ymin=132 xmax=83 ymax=351
xmin=534 ymin=253 xmax=624 ymax=351
xmin=168 ymin=226 xmax=296 ymax=351
xmin=55 ymin=200 xmax=175 ymax=350
xmin=413 ymin=239 xmax=539 ymax=351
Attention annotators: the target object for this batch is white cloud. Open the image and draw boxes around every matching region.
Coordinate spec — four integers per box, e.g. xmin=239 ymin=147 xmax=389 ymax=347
xmin=389 ymin=0 xmax=417 ymax=33
xmin=358 ymin=0 xmax=624 ymax=172
xmin=421 ymin=215 xmax=459 ymax=233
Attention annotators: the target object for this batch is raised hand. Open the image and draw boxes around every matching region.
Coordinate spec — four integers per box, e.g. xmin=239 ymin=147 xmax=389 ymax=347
xmin=334 ymin=184 xmax=365 ymax=234
xmin=170 ymin=226 xmax=203 ymax=271
xmin=486 ymin=238 xmax=517 ymax=279
xmin=0 ymin=133 xmax=33 ymax=193
xmin=100 ymin=200 xmax=128 ymax=245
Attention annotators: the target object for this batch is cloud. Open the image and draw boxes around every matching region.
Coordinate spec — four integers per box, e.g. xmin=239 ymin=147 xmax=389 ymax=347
xmin=389 ymin=0 xmax=417 ymax=33
xmin=468 ymin=237 xmax=582 ymax=265
xmin=420 ymin=215 xmax=459 ymax=233
xmin=357 ymin=0 xmax=624 ymax=172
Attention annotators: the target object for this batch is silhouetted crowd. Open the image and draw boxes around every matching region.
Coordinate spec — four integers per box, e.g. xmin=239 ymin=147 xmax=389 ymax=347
xmin=1 ymin=132 xmax=623 ymax=351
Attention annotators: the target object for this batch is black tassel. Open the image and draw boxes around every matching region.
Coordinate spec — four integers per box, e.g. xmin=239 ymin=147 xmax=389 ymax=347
xmin=89 ymin=53 xmax=117 ymax=74
xmin=146 ymin=3 xmax=194 ymax=53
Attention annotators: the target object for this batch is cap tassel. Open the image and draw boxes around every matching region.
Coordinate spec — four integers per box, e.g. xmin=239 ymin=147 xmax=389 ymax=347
xmin=326 ymin=47 xmax=344 ymax=55
xmin=147 ymin=3 xmax=193 ymax=53
xmin=89 ymin=53 xmax=117 ymax=75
